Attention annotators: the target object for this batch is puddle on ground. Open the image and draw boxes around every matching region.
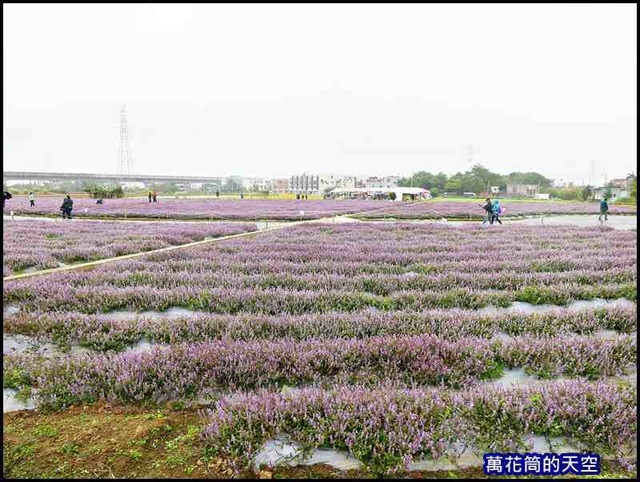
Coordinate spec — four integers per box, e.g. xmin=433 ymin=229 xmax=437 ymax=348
xmin=568 ymin=298 xmax=635 ymax=311
xmin=106 ymin=309 xmax=139 ymax=320
xmin=3 ymin=388 xmax=35 ymax=412
xmin=3 ymin=333 xmax=60 ymax=357
xmin=478 ymin=298 xmax=635 ymax=316
xmin=593 ymin=329 xmax=620 ymax=339
xmin=3 ymin=333 xmax=93 ymax=357
xmin=253 ymin=438 xmax=364 ymax=471
xmin=483 ymin=368 xmax=540 ymax=389
xmin=123 ymin=337 xmax=161 ymax=354
xmin=143 ymin=307 xmax=200 ymax=319
xmin=3 ymin=304 xmax=20 ymax=316
xmin=107 ymin=307 xmax=201 ymax=320
xmin=491 ymin=331 xmax=513 ymax=342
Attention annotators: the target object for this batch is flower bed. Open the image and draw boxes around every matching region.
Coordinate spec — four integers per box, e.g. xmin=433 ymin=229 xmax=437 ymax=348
xmin=355 ymin=200 xmax=637 ymax=219
xmin=200 ymin=381 xmax=637 ymax=474
xmin=3 ymin=196 xmax=384 ymax=220
xmin=2 ymin=220 xmax=257 ymax=276
xmin=2 ymin=221 xmax=636 ymax=475
xmin=4 ymin=224 xmax=636 ymax=314
xmin=3 ymin=305 xmax=636 ymax=352
xmin=3 ymin=333 xmax=635 ymax=410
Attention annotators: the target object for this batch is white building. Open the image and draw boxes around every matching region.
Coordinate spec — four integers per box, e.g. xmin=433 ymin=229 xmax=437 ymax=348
xmin=243 ymin=178 xmax=273 ymax=192
xmin=317 ymin=174 xmax=357 ymax=191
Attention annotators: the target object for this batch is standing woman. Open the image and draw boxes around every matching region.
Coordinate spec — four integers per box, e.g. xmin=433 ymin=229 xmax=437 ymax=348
xmin=60 ymin=195 xmax=74 ymax=219
xmin=28 ymin=192 xmax=36 ymax=207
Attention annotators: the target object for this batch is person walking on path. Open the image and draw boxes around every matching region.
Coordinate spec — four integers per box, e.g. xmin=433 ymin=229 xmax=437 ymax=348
xmin=148 ymin=191 xmax=153 ymax=203
xmin=491 ymin=199 xmax=503 ymax=225
xmin=480 ymin=198 xmax=493 ymax=224
xmin=60 ymin=195 xmax=74 ymax=219
xmin=28 ymin=192 xmax=36 ymax=207
xmin=598 ymin=196 xmax=609 ymax=223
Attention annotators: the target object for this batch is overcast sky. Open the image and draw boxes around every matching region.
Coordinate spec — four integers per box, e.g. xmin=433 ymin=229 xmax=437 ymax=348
xmin=3 ymin=3 xmax=637 ymax=182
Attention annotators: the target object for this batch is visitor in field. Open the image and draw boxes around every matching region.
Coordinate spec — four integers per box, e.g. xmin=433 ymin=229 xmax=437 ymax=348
xmin=599 ymin=196 xmax=609 ymax=222
xmin=215 ymin=190 xmax=219 ymax=198
xmin=152 ymin=191 xmax=158 ymax=203
xmin=148 ymin=191 xmax=152 ymax=203
xmin=96 ymin=197 xmax=103 ymax=204
xmin=491 ymin=199 xmax=503 ymax=224
xmin=60 ymin=195 xmax=74 ymax=219
xmin=2 ymin=190 xmax=12 ymax=208
xmin=28 ymin=192 xmax=35 ymax=207
xmin=480 ymin=198 xmax=493 ymax=224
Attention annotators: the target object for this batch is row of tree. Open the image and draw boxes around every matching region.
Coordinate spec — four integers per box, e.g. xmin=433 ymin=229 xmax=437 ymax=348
xmin=397 ymin=164 xmax=553 ymax=197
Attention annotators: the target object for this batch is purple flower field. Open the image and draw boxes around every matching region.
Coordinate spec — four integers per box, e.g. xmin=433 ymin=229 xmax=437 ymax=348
xmin=4 ymin=224 xmax=635 ymax=313
xmin=2 ymin=221 xmax=637 ymax=474
xmin=3 ymin=196 xmax=385 ymax=220
xmin=356 ymin=200 xmax=637 ymax=219
xmin=3 ymin=305 xmax=635 ymax=351
xmin=4 ymin=332 xmax=635 ymax=410
xmin=2 ymin=220 xmax=257 ymax=276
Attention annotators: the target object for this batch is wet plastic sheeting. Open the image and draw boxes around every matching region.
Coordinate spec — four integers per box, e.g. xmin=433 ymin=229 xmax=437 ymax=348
xmin=3 ymin=333 xmax=60 ymax=357
xmin=253 ymin=438 xmax=364 ymax=471
xmin=3 ymin=388 xmax=35 ymax=413
xmin=123 ymin=337 xmax=161 ymax=354
xmin=478 ymin=298 xmax=635 ymax=316
xmin=3 ymin=304 xmax=20 ymax=316
xmin=107 ymin=307 xmax=203 ymax=320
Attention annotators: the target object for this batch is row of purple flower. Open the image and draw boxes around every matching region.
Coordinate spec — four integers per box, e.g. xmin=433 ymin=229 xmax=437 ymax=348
xmin=2 ymin=220 xmax=257 ymax=276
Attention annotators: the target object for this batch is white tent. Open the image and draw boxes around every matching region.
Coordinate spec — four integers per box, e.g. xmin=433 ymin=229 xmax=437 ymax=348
xmin=329 ymin=187 xmax=430 ymax=201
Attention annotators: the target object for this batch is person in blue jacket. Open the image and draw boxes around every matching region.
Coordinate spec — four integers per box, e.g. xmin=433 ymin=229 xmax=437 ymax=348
xmin=598 ymin=196 xmax=609 ymax=222
xmin=491 ymin=199 xmax=503 ymax=225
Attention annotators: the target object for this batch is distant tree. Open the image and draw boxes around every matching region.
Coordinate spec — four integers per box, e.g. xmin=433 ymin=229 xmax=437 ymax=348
xmin=84 ymin=183 xmax=125 ymax=199
xmin=398 ymin=171 xmax=446 ymax=191
xmin=581 ymin=185 xmax=593 ymax=201
xmin=444 ymin=177 xmax=462 ymax=193
xmin=506 ymin=171 xmax=553 ymax=188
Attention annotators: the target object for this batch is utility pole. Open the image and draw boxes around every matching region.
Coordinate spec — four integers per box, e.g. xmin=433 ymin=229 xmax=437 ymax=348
xmin=117 ymin=105 xmax=133 ymax=177
xmin=587 ymin=160 xmax=596 ymax=187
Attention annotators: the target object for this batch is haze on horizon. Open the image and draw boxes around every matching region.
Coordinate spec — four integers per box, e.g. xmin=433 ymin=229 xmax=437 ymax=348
xmin=3 ymin=3 xmax=637 ymax=183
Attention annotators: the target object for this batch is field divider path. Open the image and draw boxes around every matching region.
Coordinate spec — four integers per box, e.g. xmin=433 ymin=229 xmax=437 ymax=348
xmin=2 ymin=218 xmax=317 ymax=282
